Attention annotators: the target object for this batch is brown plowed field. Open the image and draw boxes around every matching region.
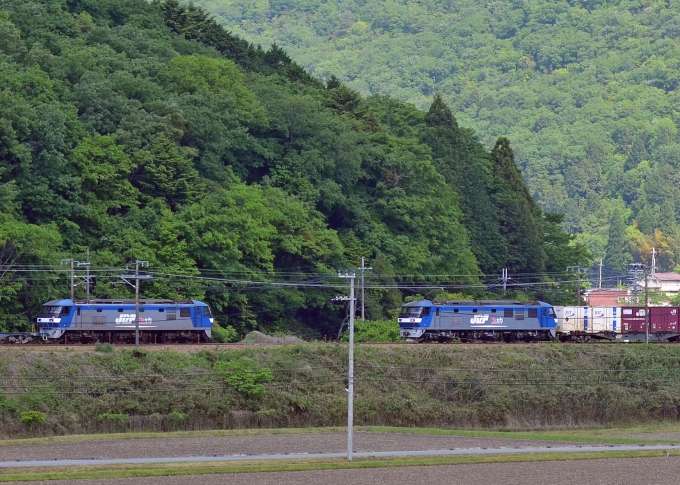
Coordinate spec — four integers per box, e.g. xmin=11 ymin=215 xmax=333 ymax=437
xmin=6 ymin=457 xmax=680 ymax=484
xmin=0 ymin=431 xmax=604 ymax=461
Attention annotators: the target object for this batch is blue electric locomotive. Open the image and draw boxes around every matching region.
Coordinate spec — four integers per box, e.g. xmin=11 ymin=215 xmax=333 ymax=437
xmin=398 ymin=300 xmax=558 ymax=343
xmin=36 ymin=298 xmax=213 ymax=344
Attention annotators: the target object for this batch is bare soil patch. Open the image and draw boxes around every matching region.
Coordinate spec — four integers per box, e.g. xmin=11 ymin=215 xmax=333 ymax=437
xmin=604 ymin=432 xmax=680 ymax=441
xmin=0 ymin=431 xmax=604 ymax=462
xmin=7 ymin=457 xmax=680 ymax=485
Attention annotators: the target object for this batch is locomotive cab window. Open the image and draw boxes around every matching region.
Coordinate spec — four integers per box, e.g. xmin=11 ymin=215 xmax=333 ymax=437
xmin=40 ymin=306 xmax=62 ymax=315
xmin=77 ymin=308 xmax=81 ymax=316
xmin=400 ymin=307 xmax=424 ymax=318
xmin=60 ymin=306 xmax=71 ymax=316
xmin=421 ymin=307 xmax=431 ymax=316
xmin=203 ymin=307 xmax=212 ymax=317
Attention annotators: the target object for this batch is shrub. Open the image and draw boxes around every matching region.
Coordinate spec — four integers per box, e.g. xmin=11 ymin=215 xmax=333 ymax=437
xmin=99 ymin=413 xmax=128 ymax=424
xmin=214 ymin=357 xmax=272 ymax=397
xmin=211 ymin=324 xmax=238 ymax=343
xmin=168 ymin=411 xmax=186 ymax=423
xmin=0 ymin=394 xmax=19 ymax=413
xmin=95 ymin=342 xmax=113 ymax=353
xmin=345 ymin=318 xmax=401 ymax=343
xmin=20 ymin=411 xmax=46 ymax=426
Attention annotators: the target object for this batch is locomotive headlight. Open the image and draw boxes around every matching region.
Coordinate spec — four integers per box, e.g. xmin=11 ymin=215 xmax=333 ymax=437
xmin=209 ymin=318 xmax=214 ymax=324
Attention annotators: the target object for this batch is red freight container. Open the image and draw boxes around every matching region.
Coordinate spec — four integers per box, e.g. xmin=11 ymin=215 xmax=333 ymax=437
xmin=650 ymin=307 xmax=679 ymax=333
xmin=621 ymin=307 xmax=680 ymax=333
xmin=621 ymin=307 xmax=646 ymax=332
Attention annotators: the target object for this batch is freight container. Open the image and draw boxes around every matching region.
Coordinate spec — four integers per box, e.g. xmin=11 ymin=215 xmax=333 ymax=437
xmin=649 ymin=307 xmax=679 ymax=333
xmin=621 ymin=307 xmax=646 ymax=333
xmin=591 ymin=306 xmax=618 ymax=332
xmin=555 ymin=306 xmax=585 ymax=333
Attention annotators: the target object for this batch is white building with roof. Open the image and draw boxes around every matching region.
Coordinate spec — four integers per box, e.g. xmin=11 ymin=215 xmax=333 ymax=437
xmin=637 ymin=272 xmax=680 ymax=297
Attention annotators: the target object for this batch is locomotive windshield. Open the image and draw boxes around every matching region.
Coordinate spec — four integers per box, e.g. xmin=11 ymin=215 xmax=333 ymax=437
xmin=400 ymin=307 xmax=429 ymax=317
xmin=203 ymin=307 xmax=212 ymax=317
xmin=39 ymin=306 xmax=70 ymax=316
xmin=39 ymin=306 xmax=63 ymax=316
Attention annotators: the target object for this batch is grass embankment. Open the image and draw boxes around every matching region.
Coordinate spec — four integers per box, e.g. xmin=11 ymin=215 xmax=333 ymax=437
xmin=2 ymin=343 xmax=680 ymax=438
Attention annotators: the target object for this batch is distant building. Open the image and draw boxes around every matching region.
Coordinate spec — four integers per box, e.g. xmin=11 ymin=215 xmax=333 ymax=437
xmin=637 ymin=272 xmax=680 ymax=297
xmin=586 ymin=288 xmax=628 ymax=306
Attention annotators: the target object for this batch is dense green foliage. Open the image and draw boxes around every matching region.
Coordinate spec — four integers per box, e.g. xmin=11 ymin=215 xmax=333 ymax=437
xmin=0 ymin=0 xmax=586 ymax=337
xmin=3 ymin=345 xmax=680 ymax=437
xmin=196 ymin=0 xmax=680 ymax=271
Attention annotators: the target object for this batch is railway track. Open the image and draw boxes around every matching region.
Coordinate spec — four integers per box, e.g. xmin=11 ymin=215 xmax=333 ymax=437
xmin=0 ymin=340 xmax=651 ymax=351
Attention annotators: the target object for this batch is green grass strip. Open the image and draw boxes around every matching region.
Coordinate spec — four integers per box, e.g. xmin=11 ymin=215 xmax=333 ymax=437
xmin=357 ymin=425 xmax=680 ymax=444
xmin=1 ymin=449 xmax=679 ymax=482
xmin=0 ymin=427 xmax=345 ymax=446
xmin=3 ymin=424 xmax=679 ymax=447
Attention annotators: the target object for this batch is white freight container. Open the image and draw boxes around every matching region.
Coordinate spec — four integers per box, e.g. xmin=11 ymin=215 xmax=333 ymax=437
xmin=555 ymin=306 xmax=585 ymax=333
xmin=590 ymin=307 xmax=618 ymax=333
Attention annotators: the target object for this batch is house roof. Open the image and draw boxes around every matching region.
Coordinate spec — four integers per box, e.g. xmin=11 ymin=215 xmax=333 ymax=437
xmin=651 ymin=272 xmax=680 ymax=282
xmin=586 ymin=288 xmax=627 ymax=294
xmin=586 ymin=288 xmax=628 ymax=305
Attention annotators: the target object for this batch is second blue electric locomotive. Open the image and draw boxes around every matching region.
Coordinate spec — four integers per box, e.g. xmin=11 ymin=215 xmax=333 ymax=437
xmin=399 ymin=300 xmax=558 ymax=343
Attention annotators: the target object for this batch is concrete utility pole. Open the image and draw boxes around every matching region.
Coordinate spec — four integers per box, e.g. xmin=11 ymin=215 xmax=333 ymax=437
xmin=645 ymin=269 xmax=650 ymax=344
xmin=121 ymin=261 xmax=151 ymax=348
xmin=358 ymin=257 xmax=372 ymax=320
xmin=61 ymin=257 xmax=90 ymax=302
xmin=501 ymin=268 xmax=508 ymax=295
xmin=337 ymin=270 xmax=356 ymax=461
xmin=567 ymin=266 xmax=585 ymax=306
xmin=85 ymin=249 xmax=90 ymax=303
xmin=627 ymin=262 xmax=645 ymax=306
xmin=598 ymin=259 xmax=603 ymax=290
xmin=135 ymin=261 xmax=141 ymax=347
xmin=61 ymin=259 xmax=77 ymax=300
xmin=651 ymin=247 xmax=657 ymax=276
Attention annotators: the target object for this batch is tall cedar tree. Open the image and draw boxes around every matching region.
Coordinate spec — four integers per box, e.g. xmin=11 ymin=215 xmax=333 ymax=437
xmin=604 ymin=209 xmax=629 ymax=271
xmin=423 ymin=95 xmax=507 ymax=274
xmin=490 ymin=137 xmax=546 ymax=275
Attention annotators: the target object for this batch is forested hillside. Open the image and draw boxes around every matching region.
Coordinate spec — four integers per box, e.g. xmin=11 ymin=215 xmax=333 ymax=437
xmin=0 ymin=0 xmax=585 ymax=337
xmin=195 ymin=0 xmax=680 ymax=272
